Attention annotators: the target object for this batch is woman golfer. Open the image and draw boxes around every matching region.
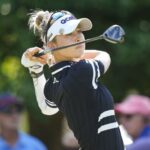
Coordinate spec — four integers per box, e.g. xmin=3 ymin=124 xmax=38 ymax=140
xmin=21 ymin=10 xmax=124 ymax=150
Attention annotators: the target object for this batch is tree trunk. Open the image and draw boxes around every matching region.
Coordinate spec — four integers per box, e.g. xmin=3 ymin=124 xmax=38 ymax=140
xmin=28 ymin=112 xmax=63 ymax=150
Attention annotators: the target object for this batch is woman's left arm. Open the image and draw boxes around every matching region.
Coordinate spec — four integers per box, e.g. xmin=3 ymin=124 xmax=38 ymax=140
xmin=80 ymin=50 xmax=111 ymax=73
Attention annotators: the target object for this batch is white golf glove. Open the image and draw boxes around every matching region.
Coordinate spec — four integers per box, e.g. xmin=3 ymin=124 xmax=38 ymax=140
xmin=21 ymin=49 xmax=44 ymax=78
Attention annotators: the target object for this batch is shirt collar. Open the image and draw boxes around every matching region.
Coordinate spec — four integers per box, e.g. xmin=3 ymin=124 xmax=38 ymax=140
xmin=17 ymin=131 xmax=27 ymax=147
xmin=0 ymin=131 xmax=26 ymax=148
xmin=138 ymin=125 xmax=150 ymax=139
xmin=50 ymin=61 xmax=73 ymax=76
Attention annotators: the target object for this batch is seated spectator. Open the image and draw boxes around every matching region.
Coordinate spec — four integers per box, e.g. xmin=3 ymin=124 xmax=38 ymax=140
xmin=61 ymin=117 xmax=79 ymax=150
xmin=0 ymin=93 xmax=47 ymax=150
xmin=115 ymin=94 xmax=150 ymax=150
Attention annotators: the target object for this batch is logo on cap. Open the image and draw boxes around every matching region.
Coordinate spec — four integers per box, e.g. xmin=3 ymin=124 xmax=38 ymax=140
xmin=61 ymin=16 xmax=75 ymax=24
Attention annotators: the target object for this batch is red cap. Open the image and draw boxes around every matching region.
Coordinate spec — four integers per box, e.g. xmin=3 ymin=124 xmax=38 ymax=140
xmin=115 ymin=95 xmax=150 ymax=116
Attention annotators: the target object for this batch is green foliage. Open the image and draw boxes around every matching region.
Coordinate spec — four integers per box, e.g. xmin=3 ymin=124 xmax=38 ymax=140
xmin=0 ymin=1 xmax=150 ymax=149
xmin=0 ymin=0 xmax=150 ymax=117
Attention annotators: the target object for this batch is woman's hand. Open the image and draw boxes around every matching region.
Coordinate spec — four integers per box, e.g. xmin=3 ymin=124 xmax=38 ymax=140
xmin=21 ymin=47 xmax=50 ymax=74
xmin=24 ymin=47 xmax=49 ymax=65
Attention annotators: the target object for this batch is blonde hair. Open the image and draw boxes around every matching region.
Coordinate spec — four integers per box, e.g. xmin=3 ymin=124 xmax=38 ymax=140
xmin=28 ymin=10 xmax=52 ymax=43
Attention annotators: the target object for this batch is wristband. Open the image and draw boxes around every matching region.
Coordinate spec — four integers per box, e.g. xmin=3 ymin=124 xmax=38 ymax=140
xmin=30 ymin=70 xmax=44 ymax=78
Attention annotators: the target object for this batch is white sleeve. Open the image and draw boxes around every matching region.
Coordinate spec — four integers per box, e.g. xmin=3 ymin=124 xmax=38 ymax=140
xmin=32 ymin=74 xmax=59 ymax=115
xmin=94 ymin=51 xmax=111 ymax=73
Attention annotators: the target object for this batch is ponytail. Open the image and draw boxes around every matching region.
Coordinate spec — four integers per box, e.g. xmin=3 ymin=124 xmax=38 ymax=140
xmin=28 ymin=10 xmax=51 ymax=43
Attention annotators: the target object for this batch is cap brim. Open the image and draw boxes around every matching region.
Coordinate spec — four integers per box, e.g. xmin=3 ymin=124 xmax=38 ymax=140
xmin=47 ymin=15 xmax=92 ymax=41
xmin=63 ymin=18 xmax=92 ymax=34
xmin=115 ymin=103 xmax=150 ymax=116
xmin=115 ymin=105 xmax=134 ymax=115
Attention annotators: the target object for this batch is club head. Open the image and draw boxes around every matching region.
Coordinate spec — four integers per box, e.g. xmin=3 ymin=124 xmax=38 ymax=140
xmin=102 ymin=25 xmax=125 ymax=44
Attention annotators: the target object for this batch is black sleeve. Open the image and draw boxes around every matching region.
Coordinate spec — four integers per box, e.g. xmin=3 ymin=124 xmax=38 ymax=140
xmin=83 ymin=59 xmax=104 ymax=77
xmin=44 ymin=78 xmax=57 ymax=108
xmin=91 ymin=59 xmax=105 ymax=75
xmin=69 ymin=59 xmax=104 ymax=89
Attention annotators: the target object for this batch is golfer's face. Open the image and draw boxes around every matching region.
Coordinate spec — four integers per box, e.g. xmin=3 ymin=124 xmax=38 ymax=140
xmin=54 ymin=28 xmax=85 ymax=59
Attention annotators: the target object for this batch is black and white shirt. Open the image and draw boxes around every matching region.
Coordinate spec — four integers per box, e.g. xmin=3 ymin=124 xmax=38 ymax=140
xmin=44 ymin=59 xmax=124 ymax=150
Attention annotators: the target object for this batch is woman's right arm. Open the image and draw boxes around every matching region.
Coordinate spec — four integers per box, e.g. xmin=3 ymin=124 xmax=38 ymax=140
xmin=21 ymin=47 xmax=59 ymax=115
xmin=32 ymin=74 xmax=59 ymax=115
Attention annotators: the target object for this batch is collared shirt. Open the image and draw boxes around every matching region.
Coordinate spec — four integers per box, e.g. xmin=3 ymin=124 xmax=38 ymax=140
xmin=0 ymin=131 xmax=47 ymax=150
xmin=138 ymin=125 xmax=150 ymax=138
xmin=126 ymin=125 xmax=150 ymax=150
xmin=126 ymin=137 xmax=150 ymax=150
xmin=44 ymin=60 xmax=124 ymax=150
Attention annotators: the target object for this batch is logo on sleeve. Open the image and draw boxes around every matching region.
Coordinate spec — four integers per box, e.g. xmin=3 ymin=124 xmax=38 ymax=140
xmin=53 ymin=77 xmax=59 ymax=84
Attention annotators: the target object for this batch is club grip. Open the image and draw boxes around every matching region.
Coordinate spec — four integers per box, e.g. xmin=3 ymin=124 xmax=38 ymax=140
xmin=34 ymin=51 xmax=45 ymax=57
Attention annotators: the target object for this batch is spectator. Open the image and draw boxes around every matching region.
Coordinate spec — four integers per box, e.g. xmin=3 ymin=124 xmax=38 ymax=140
xmin=0 ymin=93 xmax=47 ymax=150
xmin=61 ymin=117 xmax=79 ymax=150
xmin=115 ymin=94 xmax=150 ymax=150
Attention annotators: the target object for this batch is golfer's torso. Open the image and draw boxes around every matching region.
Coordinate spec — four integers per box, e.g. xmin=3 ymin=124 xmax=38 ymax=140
xmin=44 ymin=60 xmax=124 ymax=150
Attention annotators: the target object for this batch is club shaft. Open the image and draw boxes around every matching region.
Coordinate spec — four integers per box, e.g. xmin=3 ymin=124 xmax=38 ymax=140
xmin=34 ymin=35 xmax=103 ymax=57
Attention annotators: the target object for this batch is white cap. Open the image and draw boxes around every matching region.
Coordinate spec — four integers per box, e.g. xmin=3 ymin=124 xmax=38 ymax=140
xmin=47 ymin=14 xmax=92 ymax=42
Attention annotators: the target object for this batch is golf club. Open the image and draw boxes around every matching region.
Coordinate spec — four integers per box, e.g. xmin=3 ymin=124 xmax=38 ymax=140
xmin=34 ymin=24 xmax=125 ymax=57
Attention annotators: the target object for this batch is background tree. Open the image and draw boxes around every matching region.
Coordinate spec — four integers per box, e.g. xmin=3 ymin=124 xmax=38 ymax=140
xmin=0 ymin=0 xmax=150 ymax=149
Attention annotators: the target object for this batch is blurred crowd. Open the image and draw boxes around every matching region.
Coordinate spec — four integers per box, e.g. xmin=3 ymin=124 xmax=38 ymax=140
xmin=0 ymin=93 xmax=47 ymax=150
xmin=115 ymin=94 xmax=150 ymax=150
xmin=0 ymin=92 xmax=150 ymax=150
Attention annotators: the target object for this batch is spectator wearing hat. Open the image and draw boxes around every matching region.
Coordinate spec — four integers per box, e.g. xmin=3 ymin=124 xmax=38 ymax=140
xmin=115 ymin=94 xmax=150 ymax=150
xmin=0 ymin=93 xmax=47 ymax=150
